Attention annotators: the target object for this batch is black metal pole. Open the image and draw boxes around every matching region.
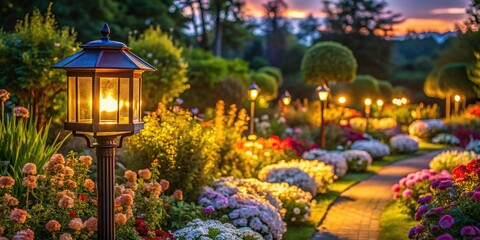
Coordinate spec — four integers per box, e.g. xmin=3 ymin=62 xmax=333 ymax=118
xmin=320 ymin=100 xmax=326 ymax=149
xmin=94 ymin=136 xmax=117 ymax=240
xmin=365 ymin=106 xmax=370 ymax=134
xmin=249 ymin=101 xmax=255 ymax=136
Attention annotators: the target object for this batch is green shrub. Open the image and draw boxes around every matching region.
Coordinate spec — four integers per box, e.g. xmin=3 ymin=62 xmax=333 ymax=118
xmin=258 ymin=66 xmax=283 ymax=86
xmin=123 ymin=103 xmax=220 ymax=200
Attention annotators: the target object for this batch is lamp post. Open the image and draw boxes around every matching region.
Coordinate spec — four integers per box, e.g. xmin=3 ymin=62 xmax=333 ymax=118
xmin=376 ymin=99 xmax=384 ymax=117
xmin=53 ymin=23 xmax=155 ymax=240
xmin=454 ymin=95 xmax=460 ymax=116
xmin=316 ymin=85 xmax=330 ymax=149
xmin=247 ymin=82 xmax=260 ymax=138
xmin=338 ymin=96 xmax=346 ymax=123
xmin=364 ymin=98 xmax=372 ymax=133
xmin=281 ymin=90 xmax=292 ymax=117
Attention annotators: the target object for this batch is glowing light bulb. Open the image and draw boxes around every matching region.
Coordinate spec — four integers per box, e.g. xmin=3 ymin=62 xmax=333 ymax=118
xmin=100 ymin=95 xmax=117 ymax=112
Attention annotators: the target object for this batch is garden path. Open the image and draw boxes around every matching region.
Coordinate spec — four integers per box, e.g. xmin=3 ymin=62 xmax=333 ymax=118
xmin=311 ymin=150 xmax=445 ymax=240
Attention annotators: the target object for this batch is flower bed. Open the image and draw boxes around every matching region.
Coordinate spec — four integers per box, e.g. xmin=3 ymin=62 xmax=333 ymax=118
xmin=174 ymin=219 xmax=263 ymax=240
xmin=350 ymin=140 xmax=390 ymax=160
xmin=258 ymin=160 xmax=335 ymax=195
xmin=408 ymin=119 xmax=445 ymax=139
xmin=429 ymin=150 xmax=479 ymax=172
xmin=342 ymin=150 xmax=372 ymax=172
xmin=466 ymin=139 xmax=480 ymax=154
xmin=302 ymin=149 xmax=348 ymax=177
xmin=431 ymin=133 xmax=460 ymax=145
xmin=390 ymin=135 xmax=419 ymax=154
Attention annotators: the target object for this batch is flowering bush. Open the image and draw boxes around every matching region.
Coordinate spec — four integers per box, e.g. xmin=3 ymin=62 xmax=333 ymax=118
xmin=391 ymin=169 xmax=451 ymax=217
xmin=466 ymin=139 xmax=480 ymax=154
xmin=197 ymin=187 xmax=286 ymax=240
xmin=429 ymin=150 xmax=479 ymax=172
xmin=173 ymin=219 xmax=263 ymax=240
xmin=408 ymin=159 xmax=480 ymax=239
xmin=350 ymin=140 xmax=390 ymax=160
xmin=390 ymin=135 xmax=419 ymax=154
xmin=432 ymin=133 xmax=460 ymax=145
xmin=408 ymin=119 xmax=445 ymax=139
xmin=453 ymin=128 xmax=480 ymax=148
xmin=324 ymin=124 xmax=367 ymax=150
xmin=302 ymin=149 xmax=348 ymax=177
xmin=212 ymin=177 xmax=313 ymax=223
xmin=349 ymin=117 xmax=397 ymax=132
xmin=258 ymin=160 xmax=335 ymax=195
xmin=342 ymin=150 xmax=372 ymax=172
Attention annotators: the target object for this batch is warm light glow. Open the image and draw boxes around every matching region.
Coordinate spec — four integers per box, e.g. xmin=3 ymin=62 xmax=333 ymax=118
xmin=100 ymin=95 xmax=118 ymax=113
xmin=392 ymin=98 xmax=402 ymax=106
xmin=454 ymin=95 xmax=461 ymax=102
xmin=376 ymin=99 xmax=384 ymax=106
xmin=248 ymin=89 xmax=259 ymax=101
xmin=394 ymin=18 xmax=457 ymax=35
xmin=401 ymin=98 xmax=408 ymax=104
xmin=338 ymin=96 xmax=346 ymax=104
xmin=364 ymin=98 xmax=372 ymax=106
xmin=318 ymin=92 xmax=329 ymax=101
xmin=282 ymin=96 xmax=292 ymax=106
xmin=431 ymin=8 xmax=466 ymax=15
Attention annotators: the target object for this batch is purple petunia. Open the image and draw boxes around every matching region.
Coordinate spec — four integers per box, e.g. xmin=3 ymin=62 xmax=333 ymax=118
xmin=472 ymin=192 xmax=480 ymax=202
xmin=203 ymin=206 xmax=215 ymax=214
xmin=415 ymin=205 xmax=428 ymax=221
xmin=461 ymin=226 xmax=478 ymax=236
xmin=436 ymin=233 xmax=454 ymax=240
xmin=417 ymin=195 xmax=433 ymax=204
xmin=438 ymin=180 xmax=454 ymax=190
xmin=439 ymin=214 xmax=455 ymax=229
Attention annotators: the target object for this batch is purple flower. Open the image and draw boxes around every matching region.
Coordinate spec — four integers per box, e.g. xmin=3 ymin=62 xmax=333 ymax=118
xmin=461 ymin=226 xmax=477 ymax=236
xmin=431 ymin=179 xmax=440 ymax=189
xmin=418 ymin=195 xmax=433 ymax=204
xmin=414 ymin=225 xmax=424 ymax=234
xmin=472 ymin=192 xmax=480 ymax=201
xmin=203 ymin=206 xmax=215 ymax=214
xmin=439 ymin=214 xmax=455 ymax=229
xmin=408 ymin=227 xmax=416 ymax=239
xmin=430 ymin=225 xmax=440 ymax=233
xmin=415 ymin=205 xmax=428 ymax=221
xmin=402 ymin=189 xmax=413 ymax=198
xmin=432 ymin=206 xmax=445 ymax=215
xmin=435 ymin=233 xmax=454 ymax=240
xmin=474 ymin=185 xmax=480 ymax=192
xmin=438 ymin=180 xmax=454 ymax=190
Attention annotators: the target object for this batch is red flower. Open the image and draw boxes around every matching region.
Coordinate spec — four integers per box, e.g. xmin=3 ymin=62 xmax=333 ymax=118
xmin=135 ymin=218 xmax=149 ymax=235
xmin=466 ymin=159 xmax=480 ymax=174
xmin=69 ymin=211 xmax=77 ymax=217
xmin=453 ymin=164 xmax=467 ymax=181
xmin=77 ymin=194 xmax=86 ymax=201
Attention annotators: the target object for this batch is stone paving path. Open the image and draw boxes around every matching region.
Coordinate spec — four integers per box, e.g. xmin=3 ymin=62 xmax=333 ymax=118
xmin=311 ymin=150 xmax=445 ymax=240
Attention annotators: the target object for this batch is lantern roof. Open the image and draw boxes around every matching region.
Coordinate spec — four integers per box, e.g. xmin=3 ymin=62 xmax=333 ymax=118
xmin=53 ymin=23 xmax=155 ymax=71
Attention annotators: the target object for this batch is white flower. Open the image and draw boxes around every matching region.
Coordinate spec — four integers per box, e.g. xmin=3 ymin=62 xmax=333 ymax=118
xmin=173 ymin=219 xmax=263 ymax=240
xmin=293 ymin=207 xmax=301 ymax=215
xmin=303 ymin=149 xmax=348 ymax=177
xmin=390 ymin=134 xmax=419 ymax=154
xmin=432 ymin=133 xmax=460 ymax=145
xmin=351 ymin=140 xmax=390 ymax=160
xmin=466 ymin=139 xmax=480 ymax=153
xmin=342 ymin=150 xmax=372 ymax=172
xmin=430 ymin=150 xmax=479 ymax=172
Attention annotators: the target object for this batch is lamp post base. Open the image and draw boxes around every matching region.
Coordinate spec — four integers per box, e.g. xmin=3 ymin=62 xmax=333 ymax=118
xmin=94 ymin=136 xmax=118 ymax=240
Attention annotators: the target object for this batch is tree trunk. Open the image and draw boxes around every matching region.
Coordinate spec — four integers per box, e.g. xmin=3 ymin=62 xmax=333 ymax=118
xmin=187 ymin=0 xmax=200 ymax=47
xmin=197 ymin=0 xmax=209 ymax=50
xmin=446 ymin=95 xmax=451 ymax=119
xmin=213 ymin=0 xmax=222 ymax=56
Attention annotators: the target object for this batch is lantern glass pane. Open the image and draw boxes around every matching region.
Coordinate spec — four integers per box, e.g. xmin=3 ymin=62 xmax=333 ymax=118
xmin=100 ymin=78 xmax=119 ymax=124
xmin=77 ymin=77 xmax=92 ymax=123
xmin=68 ymin=77 xmax=76 ymax=122
xmin=133 ymin=78 xmax=140 ymax=122
xmin=119 ymin=78 xmax=130 ymax=124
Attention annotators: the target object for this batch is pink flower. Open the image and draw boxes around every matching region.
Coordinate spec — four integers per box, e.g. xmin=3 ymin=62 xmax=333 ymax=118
xmin=0 ymin=176 xmax=15 ymax=188
xmin=472 ymin=192 xmax=480 ymax=201
xmin=173 ymin=189 xmax=183 ymax=201
xmin=160 ymin=179 xmax=170 ymax=191
xmin=436 ymin=233 xmax=454 ymax=240
xmin=59 ymin=233 xmax=73 ymax=240
xmin=12 ymin=229 xmax=34 ymax=240
xmin=13 ymin=106 xmax=29 ymax=118
xmin=69 ymin=218 xmax=83 ymax=231
xmin=58 ymin=195 xmax=74 ymax=209
xmin=461 ymin=226 xmax=478 ymax=236
xmin=9 ymin=208 xmax=28 ymax=224
xmin=0 ymin=89 xmax=10 ymax=102
xmin=79 ymin=155 xmax=93 ymax=166
xmin=46 ymin=220 xmax=61 ymax=232
xmin=84 ymin=217 xmax=97 ymax=231
xmin=391 ymin=184 xmax=400 ymax=193
xmin=439 ymin=214 xmax=455 ymax=229
xmin=22 ymin=163 xmax=37 ymax=175
xmin=402 ymin=189 xmax=413 ymax=198
xmin=138 ymin=169 xmax=151 ymax=180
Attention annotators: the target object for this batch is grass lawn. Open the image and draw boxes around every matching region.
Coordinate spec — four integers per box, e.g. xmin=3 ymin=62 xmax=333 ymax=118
xmin=379 ymin=201 xmax=417 ymax=240
xmin=283 ymin=142 xmax=449 ymax=240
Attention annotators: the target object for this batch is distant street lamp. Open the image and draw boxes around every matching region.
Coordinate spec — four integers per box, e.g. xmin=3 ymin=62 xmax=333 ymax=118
xmin=316 ymin=85 xmax=330 ymax=149
xmin=376 ymin=99 xmax=384 ymax=117
xmin=53 ymin=23 xmax=155 ymax=239
xmin=338 ymin=96 xmax=346 ymax=123
xmin=247 ymin=82 xmax=260 ymax=138
xmin=454 ymin=94 xmax=461 ymax=116
xmin=338 ymin=96 xmax=346 ymax=105
xmin=281 ymin=90 xmax=292 ymax=117
xmin=364 ymin=98 xmax=372 ymax=133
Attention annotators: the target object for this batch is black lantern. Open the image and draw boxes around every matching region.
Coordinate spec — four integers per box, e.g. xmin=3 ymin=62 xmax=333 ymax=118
xmin=315 ymin=85 xmax=330 ymax=149
xmin=247 ymin=82 xmax=260 ymax=137
xmin=53 ymin=23 xmax=155 ymax=240
xmin=281 ymin=90 xmax=292 ymax=106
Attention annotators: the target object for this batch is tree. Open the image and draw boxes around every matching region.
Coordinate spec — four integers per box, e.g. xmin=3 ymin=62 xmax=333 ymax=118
xmin=464 ymin=0 xmax=480 ymax=31
xmin=467 ymin=52 xmax=480 ymax=96
xmin=296 ymin=13 xmax=320 ymax=45
xmin=377 ymin=80 xmax=393 ymax=100
xmin=301 ymin=41 xmax=357 ymax=86
xmin=437 ymin=64 xmax=476 ymax=118
xmin=263 ymin=0 xmax=290 ymax=67
xmin=128 ymin=26 xmax=189 ymax=111
xmin=351 ymin=75 xmax=380 ymax=101
xmin=0 ymin=5 xmax=78 ymax=128
xmin=424 ymin=70 xmax=446 ymax=99
xmin=258 ymin=66 xmax=283 ymax=86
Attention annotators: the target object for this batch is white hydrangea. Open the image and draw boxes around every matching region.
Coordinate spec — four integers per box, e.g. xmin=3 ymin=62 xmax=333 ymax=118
xmin=466 ymin=139 xmax=480 ymax=153
xmin=303 ymin=149 xmax=348 ymax=177
xmin=429 ymin=150 xmax=480 ymax=172
xmin=390 ymin=134 xmax=419 ymax=154
xmin=342 ymin=150 xmax=372 ymax=172
xmin=408 ymin=119 xmax=445 ymax=138
xmin=350 ymin=140 xmax=390 ymax=160
xmin=432 ymin=133 xmax=460 ymax=145
xmin=174 ymin=219 xmax=263 ymax=240
xmin=258 ymin=160 xmax=335 ymax=195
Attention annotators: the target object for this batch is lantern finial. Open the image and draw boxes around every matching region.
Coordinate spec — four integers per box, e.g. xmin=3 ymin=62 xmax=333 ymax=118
xmin=101 ymin=23 xmax=110 ymax=40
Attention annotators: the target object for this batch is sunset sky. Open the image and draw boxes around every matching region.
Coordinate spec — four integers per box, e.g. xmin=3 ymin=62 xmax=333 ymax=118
xmin=244 ymin=0 xmax=471 ymax=35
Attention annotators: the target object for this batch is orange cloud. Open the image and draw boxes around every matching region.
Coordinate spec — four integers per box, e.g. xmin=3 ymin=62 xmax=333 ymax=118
xmin=393 ymin=18 xmax=459 ymax=35
xmin=431 ymin=8 xmax=466 ymax=15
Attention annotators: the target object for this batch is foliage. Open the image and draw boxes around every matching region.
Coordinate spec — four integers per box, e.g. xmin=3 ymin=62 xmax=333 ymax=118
xmin=429 ymin=150 xmax=480 ymax=172
xmin=390 ymin=135 xmax=419 ymax=154
xmin=342 ymin=150 xmax=372 ymax=172
xmin=322 ymin=124 xmax=367 ymax=150
xmin=391 ymin=169 xmax=451 ymax=217
xmin=350 ymin=140 xmax=390 ymax=160
xmin=250 ymin=71 xmax=278 ymax=102
xmin=466 ymin=139 xmax=480 ymax=153
xmin=438 ymin=63 xmax=476 ymax=97
xmin=198 ymin=187 xmax=286 ymax=240
xmin=351 ymin=75 xmax=381 ymax=100
xmin=258 ymin=66 xmax=283 ymax=86
xmin=128 ymin=26 xmax=188 ymax=110
xmin=301 ymin=41 xmax=357 ymax=85
xmin=424 ymin=69 xmax=447 ymax=99
xmin=0 ymin=5 xmax=78 ymax=127
xmin=0 ymin=107 xmax=68 ymax=197
xmin=173 ymin=219 xmax=263 ymax=240
xmin=409 ymin=159 xmax=480 ymax=240
xmin=302 ymin=150 xmax=348 ymax=177
xmin=258 ymin=159 xmax=335 ymax=195
xmin=123 ymin=103 xmax=219 ymax=200
xmin=432 ymin=133 xmax=460 ymax=145
xmin=378 ymin=80 xmax=394 ymax=100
